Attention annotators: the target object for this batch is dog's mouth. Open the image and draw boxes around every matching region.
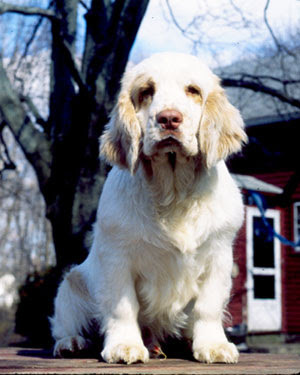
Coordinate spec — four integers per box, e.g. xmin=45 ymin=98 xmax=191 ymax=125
xmin=157 ymin=136 xmax=181 ymax=150
xmin=155 ymin=137 xmax=181 ymax=171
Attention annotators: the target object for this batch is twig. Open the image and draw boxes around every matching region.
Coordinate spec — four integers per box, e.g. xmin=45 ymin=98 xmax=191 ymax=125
xmin=229 ymin=0 xmax=251 ymax=28
xmin=263 ymin=0 xmax=295 ymax=57
xmin=164 ymin=0 xmax=199 ymax=43
xmin=232 ymin=72 xmax=300 ymax=86
xmin=13 ymin=1 xmax=54 ymax=82
xmin=165 ymin=0 xmax=185 ymax=34
xmin=221 ymin=77 xmax=300 ymax=109
xmin=21 ymin=0 xmax=54 ymax=58
xmin=19 ymin=94 xmax=47 ymax=127
xmin=0 ymin=121 xmax=16 ymax=177
xmin=79 ymin=1 xmax=89 ymax=11
xmin=0 ymin=1 xmax=55 ymax=19
xmin=60 ymin=39 xmax=88 ymax=94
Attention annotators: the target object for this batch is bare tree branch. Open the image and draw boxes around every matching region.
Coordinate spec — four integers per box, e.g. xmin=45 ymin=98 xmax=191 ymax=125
xmin=263 ymin=0 xmax=282 ymax=51
xmin=83 ymin=0 xmax=150 ymax=102
xmin=234 ymin=73 xmax=300 ymax=86
xmin=19 ymin=94 xmax=47 ymax=128
xmin=14 ymin=2 xmax=53 ymax=81
xmin=228 ymin=0 xmax=252 ymax=28
xmin=263 ymin=0 xmax=295 ymax=57
xmin=19 ymin=5 xmax=51 ymax=60
xmin=81 ymin=0 xmax=112 ymax=81
xmin=79 ymin=1 xmax=89 ymax=11
xmin=0 ymin=1 xmax=55 ymax=19
xmin=0 ymin=121 xmax=16 ymax=176
xmin=49 ymin=0 xmax=79 ymax=140
xmin=165 ymin=0 xmax=185 ymax=33
xmin=165 ymin=0 xmax=195 ymax=42
xmin=0 ymin=59 xmax=51 ymax=189
xmin=221 ymin=77 xmax=300 ymax=109
xmin=59 ymin=39 xmax=87 ymax=94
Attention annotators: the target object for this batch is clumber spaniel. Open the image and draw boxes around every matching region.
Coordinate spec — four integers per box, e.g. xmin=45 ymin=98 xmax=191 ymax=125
xmin=51 ymin=52 xmax=247 ymax=364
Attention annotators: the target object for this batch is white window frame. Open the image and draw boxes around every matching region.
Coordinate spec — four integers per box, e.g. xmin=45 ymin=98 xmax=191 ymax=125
xmin=293 ymin=202 xmax=300 ymax=252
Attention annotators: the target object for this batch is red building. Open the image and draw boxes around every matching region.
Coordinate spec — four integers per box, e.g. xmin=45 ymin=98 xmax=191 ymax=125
xmin=228 ymin=113 xmax=300 ymax=335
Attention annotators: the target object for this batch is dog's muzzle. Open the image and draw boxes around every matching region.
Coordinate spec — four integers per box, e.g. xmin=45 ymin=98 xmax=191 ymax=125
xmin=157 ymin=136 xmax=181 ymax=150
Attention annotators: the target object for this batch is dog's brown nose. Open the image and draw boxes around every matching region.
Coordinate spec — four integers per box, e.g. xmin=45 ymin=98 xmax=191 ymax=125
xmin=156 ymin=110 xmax=183 ymax=130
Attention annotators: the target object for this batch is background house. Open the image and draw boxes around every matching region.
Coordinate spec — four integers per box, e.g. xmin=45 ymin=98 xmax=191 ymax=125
xmin=228 ymin=113 xmax=300 ymax=336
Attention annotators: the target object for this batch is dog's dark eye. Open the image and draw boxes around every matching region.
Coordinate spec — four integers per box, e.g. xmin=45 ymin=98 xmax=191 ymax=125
xmin=186 ymin=85 xmax=201 ymax=97
xmin=139 ymin=86 xmax=154 ymax=104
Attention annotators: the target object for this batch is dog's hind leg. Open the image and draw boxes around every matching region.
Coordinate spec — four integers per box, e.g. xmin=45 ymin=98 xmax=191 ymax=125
xmin=142 ymin=327 xmax=166 ymax=359
xmin=50 ymin=267 xmax=93 ymax=357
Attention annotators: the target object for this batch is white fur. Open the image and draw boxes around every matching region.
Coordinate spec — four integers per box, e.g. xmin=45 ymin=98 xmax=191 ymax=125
xmin=51 ymin=52 xmax=246 ymax=364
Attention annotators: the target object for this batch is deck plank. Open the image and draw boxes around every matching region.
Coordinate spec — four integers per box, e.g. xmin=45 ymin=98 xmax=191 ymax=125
xmin=0 ymin=347 xmax=299 ymax=375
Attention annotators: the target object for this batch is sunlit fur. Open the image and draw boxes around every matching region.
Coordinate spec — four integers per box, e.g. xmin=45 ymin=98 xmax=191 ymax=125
xmin=51 ymin=52 xmax=247 ymax=364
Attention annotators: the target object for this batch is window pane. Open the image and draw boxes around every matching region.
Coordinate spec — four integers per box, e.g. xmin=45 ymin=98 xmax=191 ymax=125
xmin=253 ymin=217 xmax=275 ymax=268
xmin=254 ymin=275 xmax=275 ymax=299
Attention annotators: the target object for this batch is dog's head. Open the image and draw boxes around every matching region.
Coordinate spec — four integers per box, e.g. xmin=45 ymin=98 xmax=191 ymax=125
xmin=100 ymin=52 xmax=247 ymax=173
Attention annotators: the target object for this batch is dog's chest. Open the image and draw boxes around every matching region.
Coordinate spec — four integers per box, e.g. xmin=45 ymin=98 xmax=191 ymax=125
xmin=150 ymin=197 xmax=217 ymax=255
xmin=134 ymin=247 xmax=205 ymax=331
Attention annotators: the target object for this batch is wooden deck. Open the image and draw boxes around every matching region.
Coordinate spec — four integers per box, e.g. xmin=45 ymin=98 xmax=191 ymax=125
xmin=0 ymin=347 xmax=299 ymax=375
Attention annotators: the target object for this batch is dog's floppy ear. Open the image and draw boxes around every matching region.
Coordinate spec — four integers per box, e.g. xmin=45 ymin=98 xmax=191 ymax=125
xmin=199 ymin=83 xmax=247 ymax=169
xmin=100 ymin=89 xmax=141 ymax=175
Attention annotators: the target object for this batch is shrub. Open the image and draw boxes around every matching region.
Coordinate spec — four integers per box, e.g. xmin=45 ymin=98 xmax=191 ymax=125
xmin=15 ymin=267 xmax=62 ymax=348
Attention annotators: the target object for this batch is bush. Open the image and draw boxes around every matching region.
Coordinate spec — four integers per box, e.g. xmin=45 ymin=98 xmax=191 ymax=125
xmin=15 ymin=267 xmax=62 ymax=348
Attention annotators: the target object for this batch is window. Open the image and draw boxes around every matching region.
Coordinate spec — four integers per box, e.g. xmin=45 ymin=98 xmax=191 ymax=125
xmin=253 ymin=275 xmax=275 ymax=299
xmin=293 ymin=202 xmax=300 ymax=251
xmin=253 ymin=217 xmax=275 ymax=268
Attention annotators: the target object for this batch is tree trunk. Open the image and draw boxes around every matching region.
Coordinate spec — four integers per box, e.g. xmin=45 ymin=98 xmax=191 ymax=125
xmin=0 ymin=0 xmax=150 ymax=272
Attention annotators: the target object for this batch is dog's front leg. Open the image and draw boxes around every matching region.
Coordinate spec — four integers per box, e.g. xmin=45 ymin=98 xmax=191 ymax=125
xmin=97 ymin=251 xmax=149 ymax=364
xmin=192 ymin=244 xmax=239 ymax=363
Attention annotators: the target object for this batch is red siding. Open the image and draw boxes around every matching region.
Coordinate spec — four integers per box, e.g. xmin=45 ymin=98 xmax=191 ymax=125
xmin=281 ymin=207 xmax=288 ymax=333
xmin=254 ymin=171 xmax=300 ymax=200
xmin=283 ymin=206 xmax=300 ymax=333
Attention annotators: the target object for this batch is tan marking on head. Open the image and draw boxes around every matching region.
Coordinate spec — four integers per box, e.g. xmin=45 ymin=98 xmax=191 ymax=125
xmin=200 ymin=83 xmax=247 ymax=168
xmin=185 ymin=85 xmax=203 ymax=105
xmin=100 ymin=87 xmax=142 ymax=174
xmin=130 ymin=76 xmax=155 ymax=110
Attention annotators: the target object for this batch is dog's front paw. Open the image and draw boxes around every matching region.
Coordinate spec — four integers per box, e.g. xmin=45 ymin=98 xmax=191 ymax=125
xmin=54 ymin=335 xmax=90 ymax=358
xmin=193 ymin=341 xmax=239 ymax=363
xmin=101 ymin=343 xmax=149 ymax=364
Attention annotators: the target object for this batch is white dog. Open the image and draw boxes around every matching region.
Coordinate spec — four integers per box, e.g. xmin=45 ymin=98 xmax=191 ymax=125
xmin=51 ymin=52 xmax=247 ymax=364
